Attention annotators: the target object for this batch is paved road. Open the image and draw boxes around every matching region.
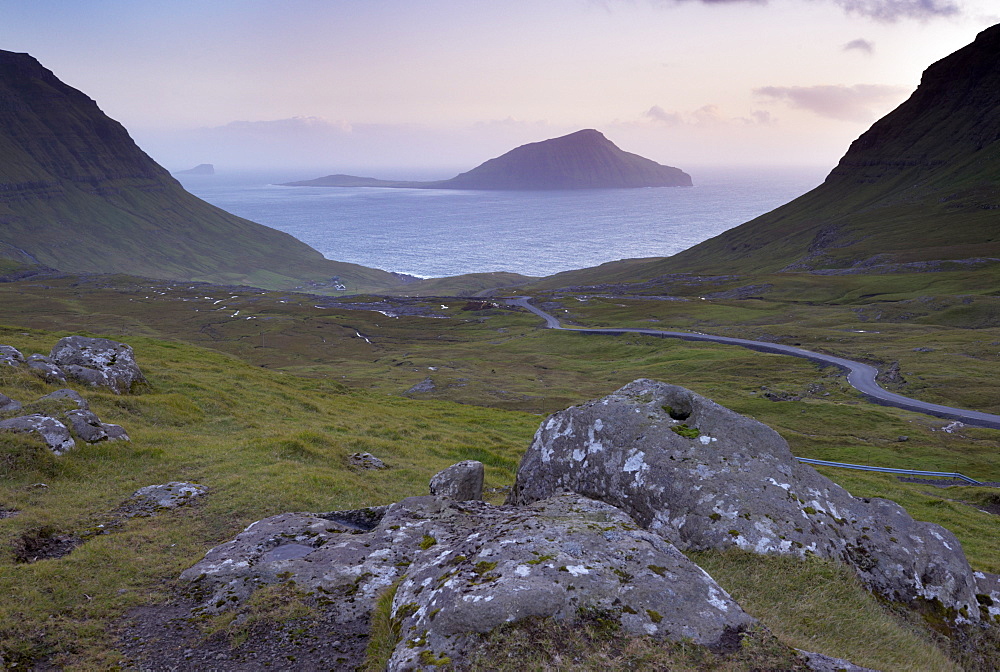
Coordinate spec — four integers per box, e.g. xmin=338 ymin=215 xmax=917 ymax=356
xmin=507 ymin=296 xmax=1000 ymax=430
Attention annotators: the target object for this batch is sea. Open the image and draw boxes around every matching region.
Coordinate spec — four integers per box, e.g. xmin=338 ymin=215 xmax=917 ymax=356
xmin=176 ymin=166 xmax=829 ymax=279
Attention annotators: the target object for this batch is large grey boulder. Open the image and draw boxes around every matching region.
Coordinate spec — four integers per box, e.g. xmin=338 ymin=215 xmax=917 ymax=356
xmin=26 ymin=354 xmax=66 ymax=384
xmin=0 ymin=392 xmax=21 ymax=414
xmin=0 ymin=414 xmax=75 ymax=454
xmin=429 ymin=459 xmax=484 ymax=501
xmin=509 ymin=379 xmax=984 ymax=623
xmin=49 ymin=336 xmax=145 ymax=394
xmin=181 ymin=492 xmax=754 ymax=669
xmin=0 ymin=345 xmax=24 ymax=367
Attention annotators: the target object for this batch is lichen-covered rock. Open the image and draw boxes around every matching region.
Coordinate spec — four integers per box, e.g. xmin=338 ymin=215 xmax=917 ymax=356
xmin=349 ymin=451 xmax=387 ymax=470
xmin=0 ymin=345 xmax=24 ymax=367
xmin=38 ymin=388 xmax=89 ymax=410
xmin=509 ymin=379 xmax=983 ymax=622
xmin=49 ymin=336 xmax=145 ymax=394
xmin=64 ymin=409 xmax=108 ymax=443
xmin=429 ymin=460 xmax=484 ymax=501
xmin=26 ymin=354 xmax=66 ymax=383
xmin=101 ymin=422 xmax=130 ymax=442
xmin=0 ymin=392 xmax=22 ymax=413
xmin=128 ymin=482 xmax=207 ymax=517
xmin=181 ymin=493 xmax=754 ymax=669
xmin=0 ymin=414 xmax=75 ymax=454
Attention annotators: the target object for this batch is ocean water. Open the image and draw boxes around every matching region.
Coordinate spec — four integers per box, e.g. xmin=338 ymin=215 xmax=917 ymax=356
xmin=176 ymin=166 xmax=828 ymax=279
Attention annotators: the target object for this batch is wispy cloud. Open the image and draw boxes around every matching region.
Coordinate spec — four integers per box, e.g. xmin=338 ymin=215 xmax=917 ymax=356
xmin=619 ymin=0 xmax=960 ymax=21
xmin=843 ymin=38 xmax=875 ymax=54
xmin=643 ymin=104 xmax=775 ymax=126
xmin=754 ymin=84 xmax=907 ymax=122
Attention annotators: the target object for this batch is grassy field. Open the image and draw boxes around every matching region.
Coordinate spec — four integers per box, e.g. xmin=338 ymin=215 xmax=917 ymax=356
xmin=1 ymin=274 xmax=999 ymax=668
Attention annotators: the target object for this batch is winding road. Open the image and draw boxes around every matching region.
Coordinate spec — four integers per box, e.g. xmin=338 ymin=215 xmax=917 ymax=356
xmin=507 ymin=297 xmax=1000 ymax=431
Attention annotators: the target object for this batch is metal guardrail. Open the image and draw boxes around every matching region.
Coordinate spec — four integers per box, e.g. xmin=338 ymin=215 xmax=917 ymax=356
xmin=795 ymin=457 xmax=982 ymax=485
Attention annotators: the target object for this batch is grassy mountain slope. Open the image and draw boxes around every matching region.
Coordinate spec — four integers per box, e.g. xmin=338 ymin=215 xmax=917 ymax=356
xmin=543 ymin=24 xmax=1000 ymax=287
xmin=0 ymin=50 xmax=403 ymax=293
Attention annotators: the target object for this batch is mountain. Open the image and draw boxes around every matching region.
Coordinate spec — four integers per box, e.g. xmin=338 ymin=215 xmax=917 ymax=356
xmin=174 ymin=163 xmax=215 ymax=175
xmin=583 ymin=24 xmax=1000 ymax=282
xmin=283 ymin=130 xmax=692 ymax=190
xmin=0 ymin=50 xmax=402 ymax=292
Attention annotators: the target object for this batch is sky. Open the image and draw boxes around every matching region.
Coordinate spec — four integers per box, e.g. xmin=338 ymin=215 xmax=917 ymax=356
xmin=1 ymin=0 xmax=998 ymax=176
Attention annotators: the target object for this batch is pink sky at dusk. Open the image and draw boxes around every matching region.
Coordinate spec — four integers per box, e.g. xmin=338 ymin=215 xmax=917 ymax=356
xmin=1 ymin=0 xmax=997 ymax=174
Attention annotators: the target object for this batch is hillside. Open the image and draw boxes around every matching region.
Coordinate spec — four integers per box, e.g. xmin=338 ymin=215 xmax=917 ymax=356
xmin=283 ymin=129 xmax=692 ymax=190
xmin=0 ymin=50 xmax=403 ymax=293
xmin=553 ymin=24 xmax=1000 ymax=285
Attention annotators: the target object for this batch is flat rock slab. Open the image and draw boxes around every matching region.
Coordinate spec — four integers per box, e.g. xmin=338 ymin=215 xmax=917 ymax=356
xmin=0 ymin=392 xmax=22 ymax=413
xmin=128 ymin=482 xmax=207 ymax=516
xmin=181 ymin=493 xmax=753 ymax=670
xmin=509 ymin=379 xmax=983 ymax=622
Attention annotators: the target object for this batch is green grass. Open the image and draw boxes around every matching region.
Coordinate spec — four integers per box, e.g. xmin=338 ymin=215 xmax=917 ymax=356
xmin=2 ymin=275 xmax=1000 ymax=668
xmin=0 ymin=328 xmax=539 ymax=668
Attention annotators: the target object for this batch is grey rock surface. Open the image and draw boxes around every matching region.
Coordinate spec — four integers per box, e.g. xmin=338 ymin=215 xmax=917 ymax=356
xmin=129 ymin=482 xmax=207 ymax=515
xmin=64 ymin=409 xmax=109 ymax=443
xmin=405 ymin=376 xmax=436 ymax=395
xmin=0 ymin=392 xmax=22 ymax=413
xmin=49 ymin=336 xmax=145 ymax=394
xmin=0 ymin=414 xmax=75 ymax=454
xmin=798 ymin=649 xmax=879 ymax=672
xmin=509 ymin=379 xmax=983 ymax=622
xmin=348 ymin=451 xmax=387 ymax=470
xmin=26 ymin=354 xmax=67 ymax=383
xmin=429 ymin=459 xmax=484 ymax=501
xmin=0 ymin=345 xmax=24 ymax=367
xmin=181 ymin=492 xmax=754 ymax=669
xmin=101 ymin=422 xmax=130 ymax=442
xmin=39 ymin=388 xmax=89 ymax=410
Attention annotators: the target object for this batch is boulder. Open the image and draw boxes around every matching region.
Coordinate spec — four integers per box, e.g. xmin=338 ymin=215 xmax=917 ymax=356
xmin=101 ymin=422 xmax=130 ymax=442
xmin=25 ymin=354 xmax=66 ymax=383
xmin=349 ymin=451 xmax=387 ymax=470
xmin=38 ymin=388 xmax=89 ymax=410
xmin=128 ymin=482 xmax=207 ymax=516
xmin=64 ymin=409 xmax=108 ymax=443
xmin=181 ymin=492 xmax=754 ymax=668
xmin=0 ymin=392 xmax=22 ymax=414
xmin=508 ymin=379 xmax=983 ymax=622
xmin=0 ymin=345 xmax=24 ymax=367
xmin=49 ymin=336 xmax=145 ymax=394
xmin=429 ymin=460 xmax=484 ymax=501
xmin=0 ymin=414 xmax=75 ymax=454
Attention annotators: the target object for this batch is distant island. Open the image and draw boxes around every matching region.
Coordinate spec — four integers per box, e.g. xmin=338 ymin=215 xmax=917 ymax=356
xmin=174 ymin=163 xmax=215 ymax=175
xmin=282 ymin=129 xmax=692 ymax=190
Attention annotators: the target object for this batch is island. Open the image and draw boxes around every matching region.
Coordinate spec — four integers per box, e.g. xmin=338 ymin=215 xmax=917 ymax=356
xmin=282 ymin=129 xmax=692 ymax=190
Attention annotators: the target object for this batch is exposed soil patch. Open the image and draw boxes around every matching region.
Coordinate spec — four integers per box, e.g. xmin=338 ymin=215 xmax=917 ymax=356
xmin=13 ymin=526 xmax=81 ymax=563
xmin=118 ymin=596 xmax=370 ymax=671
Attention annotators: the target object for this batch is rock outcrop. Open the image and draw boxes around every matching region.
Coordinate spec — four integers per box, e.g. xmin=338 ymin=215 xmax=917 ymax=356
xmin=182 ymin=491 xmax=753 ymax=669
xmin=49 ymin=336 xmax=146 ymax=394
xmin=0 ymin=414 xmax=75 ymax=454
xmin=509 ymin=379 xmax=988 ymax=622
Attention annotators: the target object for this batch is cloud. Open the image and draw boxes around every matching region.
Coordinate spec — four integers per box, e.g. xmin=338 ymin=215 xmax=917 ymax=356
xmin=618 ymin=0 xmax=960 ymax=20
xmin=643 ymin=104 xmax=774 ymax=127
xmin=645 ymin=105 xmax=684 ymax=126
xmin=843 ymin=38 xmax=875 ymax=54
xmin=754 ymin=84 xmax=908 ymax=122
xmin=829 ymin=0 xmax=959 ymax=21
